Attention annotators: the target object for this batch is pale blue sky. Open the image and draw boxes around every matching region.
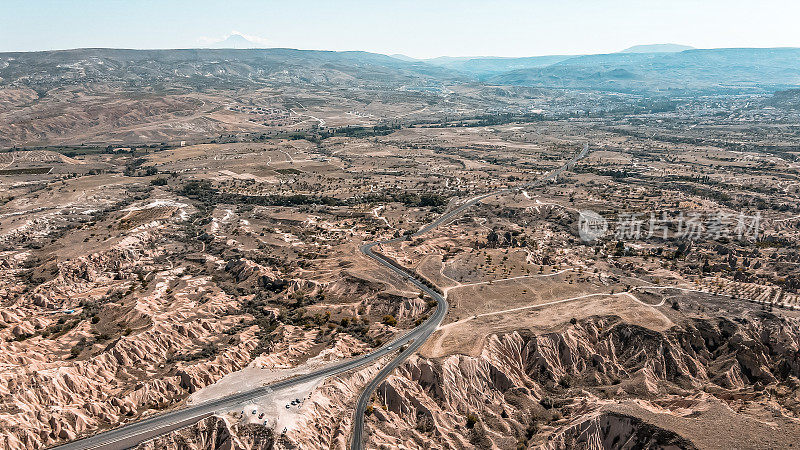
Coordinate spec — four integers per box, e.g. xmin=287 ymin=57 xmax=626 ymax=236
xmin=1 ymin=0 xmax=798 ymax=57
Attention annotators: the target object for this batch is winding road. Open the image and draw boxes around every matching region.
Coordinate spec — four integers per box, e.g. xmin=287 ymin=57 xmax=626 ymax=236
xmin=349 ymin=142 xmax=588 ymax=449
xmin=53 ymin=144 xmax=588 ymax=450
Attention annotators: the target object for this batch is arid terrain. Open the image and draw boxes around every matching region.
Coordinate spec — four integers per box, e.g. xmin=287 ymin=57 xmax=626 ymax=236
xmin=0 ymin=47 xmax=799 ymax=450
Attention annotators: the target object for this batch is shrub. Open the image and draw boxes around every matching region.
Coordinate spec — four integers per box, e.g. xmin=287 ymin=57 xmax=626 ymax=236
xmin=382 ymin=315 xmax=397 ymax=327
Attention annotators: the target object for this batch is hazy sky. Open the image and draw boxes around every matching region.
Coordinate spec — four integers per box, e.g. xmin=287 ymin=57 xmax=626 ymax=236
xmin=2 ymin=0 xmax=799 ymax=57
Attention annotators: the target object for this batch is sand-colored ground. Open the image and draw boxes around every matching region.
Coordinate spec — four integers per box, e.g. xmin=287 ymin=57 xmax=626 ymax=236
xmin=190 ymin=366 xmax=322 ymax=432
xmin=605 ymin=395 xmax=800 ymax=450
xmin=421 ymin=292 xmax=673 ymax=357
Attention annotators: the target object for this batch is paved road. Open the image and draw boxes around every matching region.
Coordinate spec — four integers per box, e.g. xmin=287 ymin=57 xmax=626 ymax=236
xmin=349 ymin=242 xmax=448 ymax=449
xmin=53 ymin=144 xmax=588 ymax=450
xmin=349 ymin=143 xmax=589 ymax=449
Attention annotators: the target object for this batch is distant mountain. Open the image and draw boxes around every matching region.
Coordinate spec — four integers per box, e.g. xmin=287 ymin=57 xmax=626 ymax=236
xmin=425 ymin=56 xmax=483 ymax=65
xmin=2 ymin=45 xmax=800 ymax=148
xmin=389 ymin=54 xmax=418 ymax=62
xmin=207 ymin=34 xmax=265 ymax=49
xmin=619 ymin=44 xmax=694 ymax=53
xmin=3 ymin=46 xmax=799 ymax=98
xmin=489 ymin=48 xmax=800 ymax=94
xmin=0 ymin=48 xmax=463 ymax=91
xmin=424 ymin=55 xmax=575 ymax=79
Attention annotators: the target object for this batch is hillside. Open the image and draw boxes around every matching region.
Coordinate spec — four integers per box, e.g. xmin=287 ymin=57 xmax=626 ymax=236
xmin=424 ymin=55 xmax=574 ymax=79
xmin=0 ymin=48 xmax=459 ymax=91
xmin=768 ymin=88 xmax=800 ymax=109
xmin=2 ymin=47 xmax=800 ymax=148
xmin=489 ymin=47 xmax=800 ymax=94
xmin=0 ymin=48 xmax=463 ymax=147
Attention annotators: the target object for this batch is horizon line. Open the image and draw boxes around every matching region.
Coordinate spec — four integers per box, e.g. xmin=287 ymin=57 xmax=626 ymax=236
xmin=2 ymin=45 xmax=800 ymax=59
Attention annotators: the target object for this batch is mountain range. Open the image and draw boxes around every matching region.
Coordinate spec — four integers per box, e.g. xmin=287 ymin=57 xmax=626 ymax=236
xmin=1 ymin=45 xmax=799 ymax=95
xmin=488 ymin=47 xmax=800 ymax=94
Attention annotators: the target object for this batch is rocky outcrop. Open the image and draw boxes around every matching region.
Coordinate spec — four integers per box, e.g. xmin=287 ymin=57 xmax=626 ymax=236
xmin=0 ymin=272 xmax=259 ymax=450
xmin=324 ymin=272 xmax=384 ymax=301
xmin=136 ymin=416 xmax=274 ymax=450
xmin=29 ymin=230 xmax=159 ymax=309
xmin=539 ymin=412 xmax=697 ymax=450
xmin=366 ymin=291 xmax=428 ymax=321
xmin=225 ymin=258 xmax=279 ymax=287
xmin=363 ymin=314 xmax=800 ymax=449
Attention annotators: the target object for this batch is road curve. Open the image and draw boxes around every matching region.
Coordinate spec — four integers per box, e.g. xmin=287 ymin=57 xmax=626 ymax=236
xmin=349 ymin=143 xmax=589 ymax=449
